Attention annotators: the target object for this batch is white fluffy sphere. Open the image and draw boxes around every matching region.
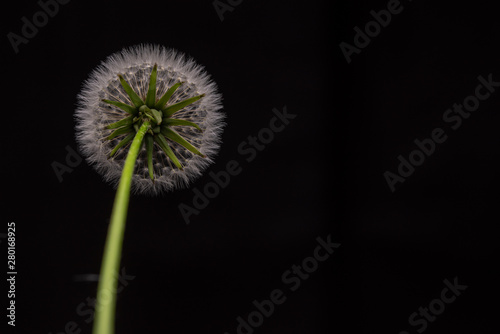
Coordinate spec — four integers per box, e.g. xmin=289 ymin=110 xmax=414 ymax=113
xmin=75 ymin=44 xmax=225 ymax=195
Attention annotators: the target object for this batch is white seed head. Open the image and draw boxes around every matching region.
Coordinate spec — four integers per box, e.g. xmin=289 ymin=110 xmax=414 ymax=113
xmin=75 ymin=44 xmax=225 ymax=195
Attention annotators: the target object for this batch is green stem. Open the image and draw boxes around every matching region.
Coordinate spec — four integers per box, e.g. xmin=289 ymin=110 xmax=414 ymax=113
xmin=93 ymin=121 xmax=150 ymax=334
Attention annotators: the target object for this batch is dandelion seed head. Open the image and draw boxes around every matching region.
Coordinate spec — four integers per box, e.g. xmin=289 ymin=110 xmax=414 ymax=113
xmin=75 ymin=44 xmax=225 ymax=195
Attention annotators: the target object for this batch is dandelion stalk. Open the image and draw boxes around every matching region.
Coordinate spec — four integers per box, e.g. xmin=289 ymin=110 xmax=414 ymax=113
xmin=93 ymin=121 xmax=150 ymax=334
xmin=75 ymin=45 xmax=225 ymax=334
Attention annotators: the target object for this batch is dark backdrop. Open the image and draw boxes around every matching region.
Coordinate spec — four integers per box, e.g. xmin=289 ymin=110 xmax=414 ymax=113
xmin=2 ymin=0 xmax=499 ymax=333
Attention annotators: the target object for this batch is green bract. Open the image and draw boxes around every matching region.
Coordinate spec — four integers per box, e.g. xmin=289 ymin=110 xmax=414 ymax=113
xmin=103 ymin=64 xmax=205 ymax=180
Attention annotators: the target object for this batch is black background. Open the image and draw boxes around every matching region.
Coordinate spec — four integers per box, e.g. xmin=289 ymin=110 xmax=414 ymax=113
xmin=2 ymin=0 xmax=500 ymax=333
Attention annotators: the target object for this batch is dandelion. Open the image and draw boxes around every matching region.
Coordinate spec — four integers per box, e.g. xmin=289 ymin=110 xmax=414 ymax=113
xmin=74 ymin=44 xmax=225 ymax=334
xmin=76 ymin=44 xmax=225 ymax=195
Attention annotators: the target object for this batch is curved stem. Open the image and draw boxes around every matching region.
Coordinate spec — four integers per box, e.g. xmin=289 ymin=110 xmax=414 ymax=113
xmin=93 ymin=121 xmax=150 ymax=334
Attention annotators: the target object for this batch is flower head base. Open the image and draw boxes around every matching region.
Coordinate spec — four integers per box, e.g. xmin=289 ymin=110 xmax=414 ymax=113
xmin=104 ymin=64 xmax=207 ymax=170
xmin=75 ymin=45 xmax=224 ymax=195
